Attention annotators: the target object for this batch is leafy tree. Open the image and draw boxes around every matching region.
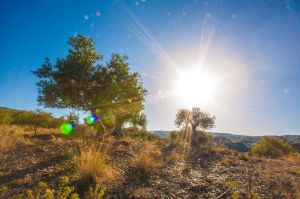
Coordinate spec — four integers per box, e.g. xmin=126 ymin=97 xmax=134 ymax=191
xmin=32 ymin=35 xmax=147 ymax=136
xmin=251 ymin=136 xmax=294 ymax=158
xmin=130 ymin=112 xmax=147 ymax=130
xmin=175 ymin=107 xmax=215 ymax=146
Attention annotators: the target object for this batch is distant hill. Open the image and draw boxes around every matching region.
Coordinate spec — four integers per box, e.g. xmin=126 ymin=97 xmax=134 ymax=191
xmin=152 ymin=130 xmax=170 ymax=138
xmin=0 ymin=107 xmax=21 ymax=112
xmin=153 ymin=131 xmax=300 ymax=152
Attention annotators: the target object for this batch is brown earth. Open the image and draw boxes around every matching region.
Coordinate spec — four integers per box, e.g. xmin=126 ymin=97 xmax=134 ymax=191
xmin=0 ymin=134 xmax=300 ymax=199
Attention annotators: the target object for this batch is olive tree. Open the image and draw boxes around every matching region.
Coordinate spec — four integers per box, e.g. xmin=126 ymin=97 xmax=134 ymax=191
xmin=32 ymin=35 xmax=147 ymax=136
xmin=175 ymin=107 xmax=215 ymax=145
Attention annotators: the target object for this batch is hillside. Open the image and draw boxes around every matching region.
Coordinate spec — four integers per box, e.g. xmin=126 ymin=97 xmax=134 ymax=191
xmin=0 ymin=126 xmax=300 ymax=198
xmin=153 ymin=131 xmax=300 ymax=152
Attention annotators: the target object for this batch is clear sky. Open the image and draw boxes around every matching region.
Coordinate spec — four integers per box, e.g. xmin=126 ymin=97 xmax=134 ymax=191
xmin=1 ymin=0 xmax=300 ymax=135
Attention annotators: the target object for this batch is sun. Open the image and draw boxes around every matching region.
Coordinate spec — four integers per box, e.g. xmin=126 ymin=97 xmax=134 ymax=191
xmin=175 ymin=69 xmax=218 ymax=107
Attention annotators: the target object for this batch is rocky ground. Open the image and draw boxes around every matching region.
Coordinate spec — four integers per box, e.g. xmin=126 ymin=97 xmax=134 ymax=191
xmin=0 ymin=134 xmax=300 ymax=199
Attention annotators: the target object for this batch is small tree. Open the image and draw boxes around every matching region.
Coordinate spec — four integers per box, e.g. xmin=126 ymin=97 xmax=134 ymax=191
xmin=65 ymin=111 xmax=79 ymax=124
xmin=175 ymin=107 xmax=215 ymax=146
xmin=32 ymin=35 xmax=147 ymax=136
xmin=251 ymin=136 xmax=294 ymax=158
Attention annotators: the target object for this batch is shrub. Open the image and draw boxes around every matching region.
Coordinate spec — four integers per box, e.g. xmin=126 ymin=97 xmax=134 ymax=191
xmin=169 ymin=131 xmax=179 ymax=144
xmin=251 ymin=136 xmax=294 ymax=158
xmin=133 ymin=142 xmax=162 ymax=176
xmin=0 ymin=185 xmax=9 ymax=198
xmin=197 ymin=131 xmax=213 ymax=148
xmin=0 ymin=109 xmax=12 ymax=124
xmin=11 ymin=110 xmax=65 ymax=135
xmin=74 ymin=124 xmax=97 ymax=138
xmin=0 ymin=125 xmax=25 ymax=154
xmin=165 ymin=149 xmax=182 ymax=163
xmin=134 ymin=153 xmax=159 ymax=175
xmin=282 ymin=152 xmax=300 ymax=164
xmin=74 ymin=145 xmax=113 ymax=184
xmin=15 ymin=178 xmax=79 ymax=199
xmin=85 ymin=184 xmax=106 ymax=199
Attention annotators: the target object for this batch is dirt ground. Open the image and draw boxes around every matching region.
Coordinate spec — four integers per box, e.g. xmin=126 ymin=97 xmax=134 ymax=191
xmin=0 ymin=134 xmax=300 ymax=199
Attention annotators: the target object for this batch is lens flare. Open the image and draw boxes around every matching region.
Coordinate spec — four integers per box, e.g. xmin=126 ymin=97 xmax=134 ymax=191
xmin=60 ymin=122 xmax=74 ymax=136
xmin=85 ymin=115 xmax=98 ymax=125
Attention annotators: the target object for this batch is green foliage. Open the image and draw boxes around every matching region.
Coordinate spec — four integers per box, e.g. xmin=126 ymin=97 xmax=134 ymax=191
xmin=196 ymin=131 xmax=213 ymax=149
xmin=0 ymin=184 xmax=9 ymax=198
xmin=86 ymin=184 xmax=106 ymax=199
xmin=11 ymin=109 xmax=64 ymax=134
xmin=32 ymin=35 xmax=147 ymax=136
xmin=169 ymin=131 xmax=179 ymax=143
xmin=175 ymin=107 xmax=215 ymax=131
xmin=175 ymin=107 xmax=215 ymax=146
xmin=225 ymin=180 xmax=237 ymax=189
xmin=0 ymin=109 xmax=13 ymax=124
xmin=129 ymin=112 xmax=148 ymax=130
xmin=16 ymin=177 xmax=78 ymax=199
xmin=251 ymin=136 xmax=294 ymax=158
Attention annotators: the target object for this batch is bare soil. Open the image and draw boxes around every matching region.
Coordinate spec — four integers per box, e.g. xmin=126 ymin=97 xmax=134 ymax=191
xmin=0 ymin=134 xmax=299 ymax=199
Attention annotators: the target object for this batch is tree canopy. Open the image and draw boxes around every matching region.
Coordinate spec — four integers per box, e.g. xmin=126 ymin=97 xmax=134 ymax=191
xmin=32 ymin=35 xmax=147 ymax=135
xmin=175 ymin=107 xmax=215 ymax=146
xmin=175 ymin=107 xmax=215 ymax=132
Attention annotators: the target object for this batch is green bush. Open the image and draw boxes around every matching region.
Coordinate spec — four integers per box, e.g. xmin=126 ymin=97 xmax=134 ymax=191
xmin=0 ymin=109 xmax=12 ymax=124
xmin=11 ymin=109 xmax=65 ymax=134
xmin=251 ymin=136 xmax=294 ymax=158
xmin=14 ymin=177 xmax=79 ymax=199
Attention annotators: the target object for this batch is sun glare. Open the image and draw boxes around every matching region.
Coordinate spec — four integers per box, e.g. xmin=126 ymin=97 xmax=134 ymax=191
xmin=175 ymin=69 xmax=218 ymax=107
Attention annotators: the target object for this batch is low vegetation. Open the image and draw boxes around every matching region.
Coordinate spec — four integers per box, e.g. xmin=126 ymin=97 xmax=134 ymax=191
xmin=251 ymin=136 xmax=294 ymax=158
xmin=0 ymin=107 xmax=65 ymax=135
xmin=0 ymin=125 xmax=25 ymax=154
xmin=133 ymin=142 xmax=162 ymax=177
xmin=74 ymin=144 xmax=114 ymax=184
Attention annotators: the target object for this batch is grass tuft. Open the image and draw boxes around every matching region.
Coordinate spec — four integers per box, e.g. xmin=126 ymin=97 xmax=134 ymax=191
xmin=0 ymin=125 xmax=26 ymax=154
xmin=74 ymin=145 xmax=114 ymax=184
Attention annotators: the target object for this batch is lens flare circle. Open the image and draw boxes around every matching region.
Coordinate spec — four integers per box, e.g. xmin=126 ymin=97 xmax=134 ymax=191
xmin=60 ymin=122 xmax=74 ymax=136
xmin=85 ymin=115 xmax=98 ymax=125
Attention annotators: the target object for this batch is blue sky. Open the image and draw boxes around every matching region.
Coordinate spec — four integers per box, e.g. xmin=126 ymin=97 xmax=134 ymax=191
xmin=1 ymin=0 xmax=300 ymax=135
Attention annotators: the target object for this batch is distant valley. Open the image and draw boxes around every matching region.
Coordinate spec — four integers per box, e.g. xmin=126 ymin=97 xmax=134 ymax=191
xmin=152 ymin=130 xmax=300 ymax=152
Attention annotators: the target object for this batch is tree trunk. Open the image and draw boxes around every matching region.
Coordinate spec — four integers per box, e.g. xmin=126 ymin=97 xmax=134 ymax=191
xmin=98 ymin=118 xmax=107 ymax=135
xmin=90 ymin=108 xmax=106 ymax=136
xmin=34 ymin=127 xmax=37 ymax=135
xmin=112 ymin=126 xmax=122 ymax=137
xmin=191 ymin=126 xmax=199 ymax=146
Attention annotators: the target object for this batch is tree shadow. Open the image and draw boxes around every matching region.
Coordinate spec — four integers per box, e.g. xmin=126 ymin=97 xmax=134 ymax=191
xmin=0 ymin=155 xmax=65 ymax=187
xmin=106 ymin=167 xmax=151 ymax=199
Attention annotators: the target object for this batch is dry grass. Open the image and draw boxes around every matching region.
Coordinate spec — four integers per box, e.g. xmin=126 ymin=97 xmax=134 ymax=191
xmin=131 ymin=187 xmax=151 ymax=199
xmin=74 ymin=145 xmax=114 ymax=184
xmin=73 ymin=124 xmax=97 ymax=138
xmin=0 ymin=125 xmax=26 ymax=154
xmin=281 ymin=152 xmax=300 ymax=164
xmin=133 ymin=142 xmax=162 ymax=175
xmin=166 ymin=149 xmax=182 ymax=163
